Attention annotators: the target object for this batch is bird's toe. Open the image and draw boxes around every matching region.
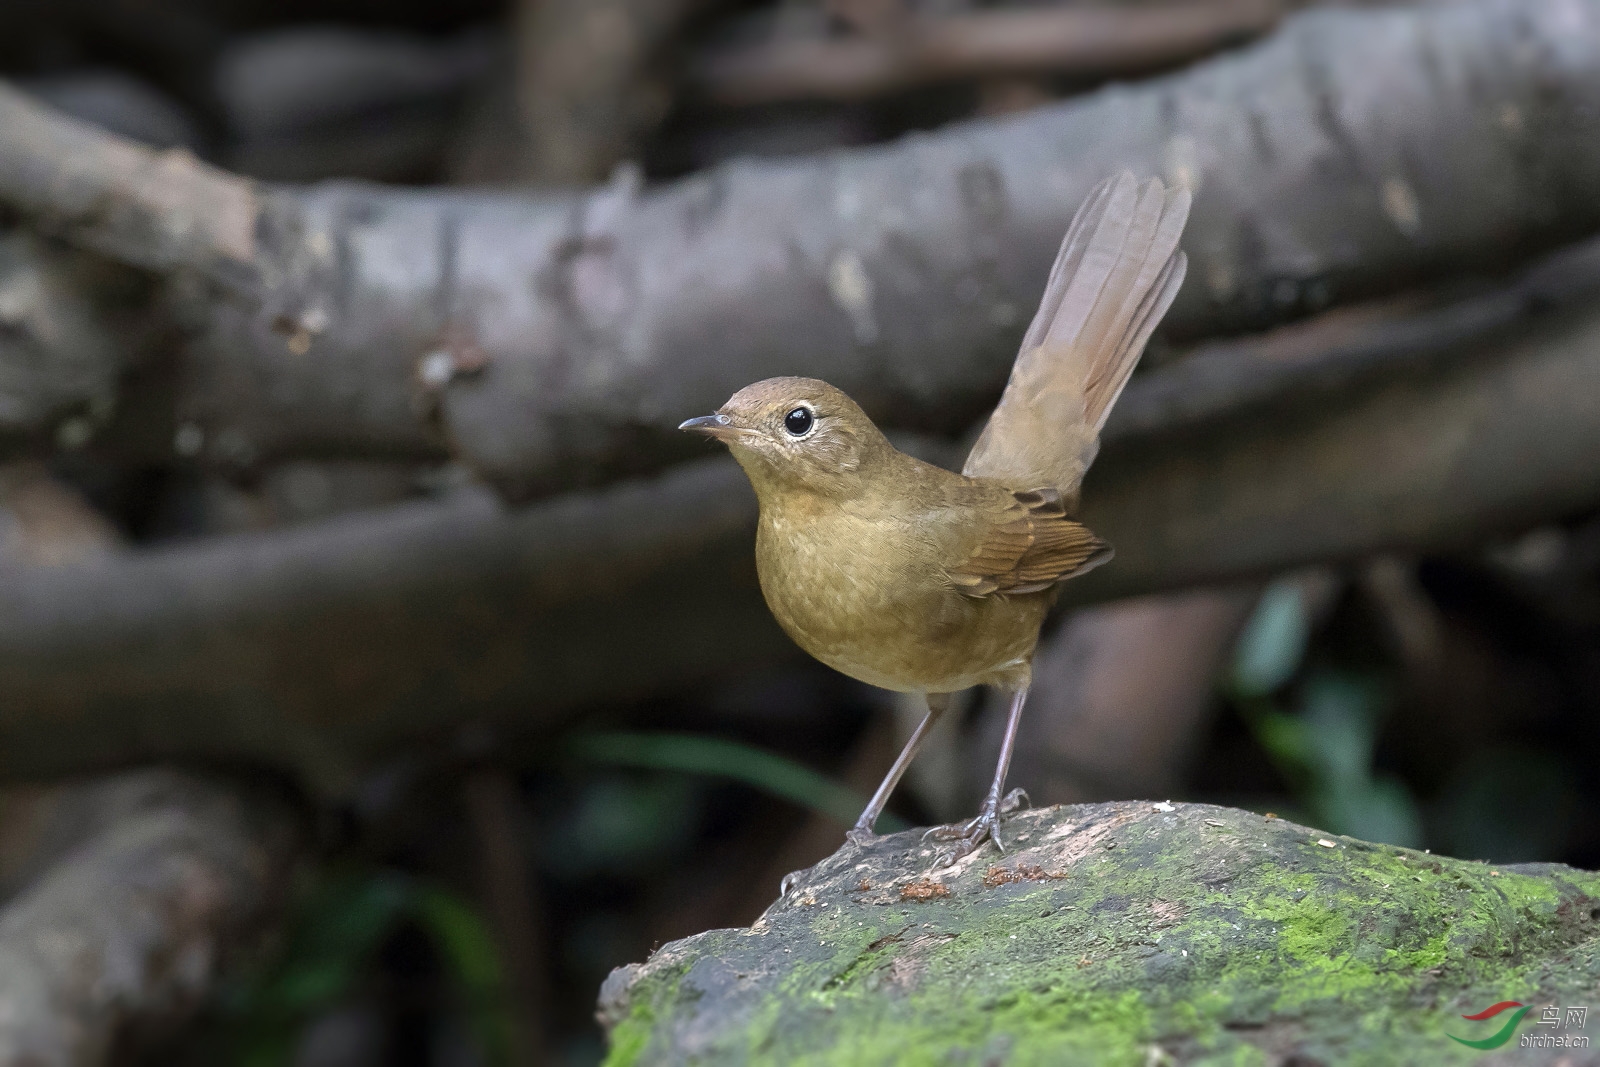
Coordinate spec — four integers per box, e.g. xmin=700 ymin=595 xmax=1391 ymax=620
xmin=845 ymin=826 xmax=881 ymax=848
xmin=999 ymin=787 xmax=1031 ymax=814
xmin=930 ymin=809 xmax=1009 ymax=866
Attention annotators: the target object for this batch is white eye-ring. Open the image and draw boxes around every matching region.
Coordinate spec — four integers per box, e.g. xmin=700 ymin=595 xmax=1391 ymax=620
xmin=783 ymin=406 xmax=815 ymax=437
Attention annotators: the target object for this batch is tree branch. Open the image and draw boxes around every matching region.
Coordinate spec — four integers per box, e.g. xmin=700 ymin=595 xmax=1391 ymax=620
xmin=0 ymin=88 xmax=261 ymax=285
xmin=3 ymin=0 xmax=1600 ymax=493
xmin=689 ymin=0 xmax=1286 ymax=107
xmin=3 ymin=238 xmax=1600 ymax=781
xmin=512 ymin=0 xmax=716 ymax=184
xmin=0 ymin=771 xmax=296 ymax=1065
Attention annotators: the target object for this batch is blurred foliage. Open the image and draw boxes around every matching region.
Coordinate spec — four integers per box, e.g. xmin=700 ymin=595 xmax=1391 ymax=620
xmin=1227 ymin=578 xmax=1423 ymax=848
xmin=217 ymin=870 xmax=511 ymax=1067
xmin=566 ymin=730 xmax=903 ymax=832
xmin=541 ymin=770 xmax=703 ymax=879
xmin=201 ymin=730 xmax=888 ymax=1064
xmin=1434 ymin=748 xmax=1579 ymax=864
xmin=1229 ymin=580 xmax=1312 ymax=697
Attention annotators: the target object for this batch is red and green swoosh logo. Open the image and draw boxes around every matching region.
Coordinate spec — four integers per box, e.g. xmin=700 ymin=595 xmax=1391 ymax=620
xmin=1448 ymin=1001 xmax=1531 ymax=1049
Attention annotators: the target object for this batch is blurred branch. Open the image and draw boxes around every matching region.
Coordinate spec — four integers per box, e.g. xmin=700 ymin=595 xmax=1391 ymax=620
xmin=690 ymin=0 xmax=1285 ymax=107
xmin=0 ymin=461 xmax=783 ymax=784
xmin=0 ymin=462 xmax=120 ymax=565
xmin=0 ymin=234 xmax=156 ymax=449
xmin=512 ymin=0 xmax=715 ymax=185
xmin=0 ymin=87 xmax=261 ymax=286
xmin=462 ymin=769 xmax=546 ymax=1067
xmin=0 ymin=771 xmax=297 ymax=1065
xmin=2 ymin=0 xmax=1599 ymax=491
xmin=5 ymin=243 xmax=1600 ymax=778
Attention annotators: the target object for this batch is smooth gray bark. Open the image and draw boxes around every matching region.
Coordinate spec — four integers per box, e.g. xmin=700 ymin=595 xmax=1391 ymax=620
xmin=0 ymin=772 xmax=296 ymax=1066
xmin=2 ymin=242 xmax=1600 ymax=780
xmin=2 ymin=0 xmax=1599 ymax=494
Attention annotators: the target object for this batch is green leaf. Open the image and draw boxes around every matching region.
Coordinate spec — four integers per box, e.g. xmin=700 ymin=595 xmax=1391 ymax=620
xmin=414 ymin=887 xmax=505 ymax=999
xmin=1298 ymin=672 xmax=1383 ymax=786
xmin=1231 ymin=581 xmax=1311 ymax=697
xmin=414 ymin=887 xmax=513 ymax=1066
xmin=1253 ymin=708 xmax=1311 ymax=773
xmin=568 ymin=731 xmax=903 ymax=831
xmin=223 ymin=871 xmax=414 ymax=1067
xmin=556 ymin=774 xmax=701 ymax=874
xmin=1315 ymin=774 xmax=1422 ymax=848
xmin=254 ymin=872 xmax=412 ymax=1014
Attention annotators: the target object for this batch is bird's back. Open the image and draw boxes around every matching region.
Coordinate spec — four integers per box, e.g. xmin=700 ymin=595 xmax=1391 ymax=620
xmin=963 ymin=173 xmax=1190 ymax=508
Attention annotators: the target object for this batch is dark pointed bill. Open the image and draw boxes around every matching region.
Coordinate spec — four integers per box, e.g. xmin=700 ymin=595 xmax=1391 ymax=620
xmin=678 ymin=413 xmax=733 ymax=435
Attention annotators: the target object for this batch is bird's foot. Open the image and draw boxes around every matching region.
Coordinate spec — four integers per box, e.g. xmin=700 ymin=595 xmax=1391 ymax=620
xmin=922 ymin=789 xmax=1030 ymax=866
xmin=845 ymin=825 xmax=881 ymax=848
xmin=999 ymin=787 xmax=1031 ymax=815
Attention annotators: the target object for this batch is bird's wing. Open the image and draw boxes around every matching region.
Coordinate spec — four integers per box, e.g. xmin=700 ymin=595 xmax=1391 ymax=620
xmin=962 ymin=172 xmax=1190 ymax=505
xmin=944 ymin=487 xmax=1112 ymax=597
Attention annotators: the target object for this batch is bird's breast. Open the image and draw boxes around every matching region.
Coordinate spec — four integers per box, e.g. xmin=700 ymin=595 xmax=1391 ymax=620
xmin=753 ymin=500 xmax=1045 ymax=693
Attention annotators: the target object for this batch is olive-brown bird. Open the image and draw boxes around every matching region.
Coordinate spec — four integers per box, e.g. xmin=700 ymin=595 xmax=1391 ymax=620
xmin=680 ymin=172 xmax=1190 ymax=862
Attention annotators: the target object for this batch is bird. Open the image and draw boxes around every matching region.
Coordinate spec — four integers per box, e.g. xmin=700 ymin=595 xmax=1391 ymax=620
xmin=679 ymin=172 xmax=1190 ymax=863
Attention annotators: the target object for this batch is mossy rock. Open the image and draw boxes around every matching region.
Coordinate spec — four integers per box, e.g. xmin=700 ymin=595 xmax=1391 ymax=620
xmin=597 ymin=801 xmax=1600 ymax=1065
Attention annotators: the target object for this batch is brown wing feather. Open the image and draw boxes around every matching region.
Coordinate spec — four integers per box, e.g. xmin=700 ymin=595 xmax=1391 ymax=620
xmin=963 ymin=172 xmax=1190 ymax=504
xmin=946 ymin=487 xmax=1113 ymax=598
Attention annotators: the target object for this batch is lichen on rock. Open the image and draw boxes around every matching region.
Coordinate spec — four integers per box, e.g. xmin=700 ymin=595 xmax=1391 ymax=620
xmin=598 ymin=801 xmax=1600 ymax=1065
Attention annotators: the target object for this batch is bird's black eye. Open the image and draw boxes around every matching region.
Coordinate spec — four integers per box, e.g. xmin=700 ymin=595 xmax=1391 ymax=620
xmin=784 ymin=407 xmax=814 ymax=437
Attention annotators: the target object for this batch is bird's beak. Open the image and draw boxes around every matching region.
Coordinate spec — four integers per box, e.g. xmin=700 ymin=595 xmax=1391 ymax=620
xmin=678 ymin=413 xmax=736 ymax=438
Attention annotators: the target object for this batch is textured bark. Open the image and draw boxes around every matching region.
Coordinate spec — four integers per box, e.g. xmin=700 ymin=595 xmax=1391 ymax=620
xmin=3 ymin=255 xmax=1600 ymax=780
xmin=0 ymin=462 xmax=783 ymax=785
xmin=3 ymin=0 xmax=1600 ymax=493
xmin=0 ymin=771 xmax=297 ymax=1066
xmin=0 ymin=234 xmax=154 ymax=449
xmin=597 ymin=801 xmax=1600 ymax=1065
xmin=690 ymin=0 xmax=1287 ymax=107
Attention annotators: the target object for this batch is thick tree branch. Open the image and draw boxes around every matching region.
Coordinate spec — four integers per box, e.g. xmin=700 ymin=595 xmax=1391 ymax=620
xmin=0 ymin=771 xmax=296 ymax=1065
xmin=0 ymin=461 xmax=780 ymax=784
xmin=2 ymin=241 xmax=1600 ymax=781
xmin=3 ymin=0 xmax=1600 ymax=493
xmin=690 ymin=0 xmax=1286 ymax=107
xmin=0 ymin=88 xmax=261 ymax=285
xmin=0 ymin=235 xmax=154 ymax=449
xmin=513 ymin=0 xmax=716 ymax=185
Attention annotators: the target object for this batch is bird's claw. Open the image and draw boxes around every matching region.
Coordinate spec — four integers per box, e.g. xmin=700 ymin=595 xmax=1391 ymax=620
xmin=781 ymin=825 xmax=881 ymax=895
xmin=923 ymin=791 xmax=1028 ymax=865
xmin=999 ymin=787 xmax=1030 ymax=814
xmin=845 ymin=825 xmax=880 ymax=848
xmin=931 ymin=809 xmax=1007 ymax=866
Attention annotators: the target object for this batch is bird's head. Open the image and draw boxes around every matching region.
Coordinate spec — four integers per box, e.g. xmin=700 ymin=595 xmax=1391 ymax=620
xmin=679 ymin=376 xmax=891 ymax=496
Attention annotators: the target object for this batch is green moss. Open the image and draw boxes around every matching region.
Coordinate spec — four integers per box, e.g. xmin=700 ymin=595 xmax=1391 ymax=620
xmin=601 ymin=803 xmax=1600 ymax=1066
xmin=602 ymin=1011 xmax=652 ymax=1067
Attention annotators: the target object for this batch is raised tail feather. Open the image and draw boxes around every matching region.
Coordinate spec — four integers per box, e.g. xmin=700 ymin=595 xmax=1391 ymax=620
xmin=963 ymin=172 xmax=1190 ymax=504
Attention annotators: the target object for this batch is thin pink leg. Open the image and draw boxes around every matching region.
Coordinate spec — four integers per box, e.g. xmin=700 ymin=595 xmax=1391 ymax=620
xmin=849 ymin=692 xmax=951 ymax=841
xmin=929 ymin=685 xmax=1030 ymax=863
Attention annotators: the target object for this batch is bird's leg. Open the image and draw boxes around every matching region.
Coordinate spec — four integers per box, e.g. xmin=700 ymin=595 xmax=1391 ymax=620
xmin=845 ymin=692 xmax=950 ymax=846
xmin=929 ymin=686 xmax=1029 ymax=865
